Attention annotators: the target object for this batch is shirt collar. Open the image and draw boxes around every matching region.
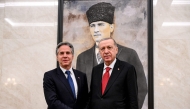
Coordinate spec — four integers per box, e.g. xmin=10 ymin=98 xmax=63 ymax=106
xmin=59 ymin=66 xmax=73 ymax=74
xmin=104 ymin=58 xmax=116 ymax=70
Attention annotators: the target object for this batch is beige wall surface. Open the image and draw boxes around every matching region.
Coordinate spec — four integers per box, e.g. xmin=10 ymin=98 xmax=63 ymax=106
xmin=0 ymin=0 xmax=190 ymax=109
xmin=0 ymin=0 xmax=57 ymax=109
xmin=154 ymin=0 xmax=190 ymax=109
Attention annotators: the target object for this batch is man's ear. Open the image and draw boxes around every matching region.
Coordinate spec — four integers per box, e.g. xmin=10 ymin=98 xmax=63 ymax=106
xmin=56 ymin=55 xmax=58 ymax=61
xmin=110 ymin=24 xmax=114 ymax=33
xmin=116 ymin=46 xmax=118 ymax=54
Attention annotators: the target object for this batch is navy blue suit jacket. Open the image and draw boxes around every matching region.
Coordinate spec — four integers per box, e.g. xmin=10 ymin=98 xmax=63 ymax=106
xmin=43 ymin=67 xmax=88 ymax=109
xmin=77 ymin=44 xmax=147 ymax=108
xmin=89 ymin=59 xmax=138 ymax=109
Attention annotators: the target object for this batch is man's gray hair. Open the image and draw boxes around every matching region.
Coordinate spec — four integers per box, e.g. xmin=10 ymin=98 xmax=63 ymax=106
xmin=56 ymin=42 xmax=74 ymax=55
xmin=98 ymin=38 xmax=117 ymax=48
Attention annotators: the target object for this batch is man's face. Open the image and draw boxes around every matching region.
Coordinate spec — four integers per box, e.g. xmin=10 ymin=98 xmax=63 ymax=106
xmin=99 ymin=39 xmax=118 ymax=66
xmin=57 ymin=45 xmax=74 ymax=70
xmin=89 ymin=21 xmax=114 ymax=45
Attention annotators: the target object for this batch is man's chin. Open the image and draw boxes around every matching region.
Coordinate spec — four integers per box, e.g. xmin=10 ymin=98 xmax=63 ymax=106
xmin=61 ymin=64 xmax=71 ymax=68
xmin=104 ymin=59 xmax=111 ymax=63
xmin=104 ymin=60 xmax=112 ymax=65
xmin=62 ymin=63 xmax=69 ymax=66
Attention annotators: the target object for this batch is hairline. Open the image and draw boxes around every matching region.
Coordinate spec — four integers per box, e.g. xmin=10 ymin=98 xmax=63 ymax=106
xmin=56 ymin=42 xmax=74 ymax=55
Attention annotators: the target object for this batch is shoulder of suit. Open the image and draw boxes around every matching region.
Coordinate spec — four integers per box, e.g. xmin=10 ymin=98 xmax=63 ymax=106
xmin=44 ymin=68 xmax=57 ymax=75
xmin=93 ymin=62 xmax=104 ymax=69
xmin=73 ymin=69 xmax=86 ymax=75
xmin=117 ymin=59 xmax=134 ymax=68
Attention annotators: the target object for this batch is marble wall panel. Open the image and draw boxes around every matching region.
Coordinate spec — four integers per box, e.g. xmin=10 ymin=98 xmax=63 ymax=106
xmin=154 ymin=0 xmax=190 ymax=108
xmin=0 ymin=5 xmax=3 ymax=39
xmin=154 ymin=39 xmax=190 ymax=109
xmin=0 ymin=0 xmax=5 ymax=90
xmin=0 ymin=39 xmax=2 ymax=79
xmin=1 ymin=39 xmax=56 ymax=109
xmin=3 ymin=0 xmax=57 ymax=40
xmin=154 ymin=2 xmax=190 ymax=40
xmin=0 ymin=0 xmax=58 ymax=109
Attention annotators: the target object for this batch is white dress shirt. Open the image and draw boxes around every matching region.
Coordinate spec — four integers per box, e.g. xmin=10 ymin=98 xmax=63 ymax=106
xmin=60 ymin=66 xmax=78 ymax=98
xmin=102 ymin=58 xmax=117 ymax=77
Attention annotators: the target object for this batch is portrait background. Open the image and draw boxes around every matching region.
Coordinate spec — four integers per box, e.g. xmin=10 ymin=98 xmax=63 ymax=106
xmin=57 ymin=0 xmax=153 ymax=109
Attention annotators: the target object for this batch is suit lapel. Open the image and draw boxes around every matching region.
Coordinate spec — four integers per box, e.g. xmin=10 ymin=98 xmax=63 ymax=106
xmin=56 ymin=67 xmax=74 ymax=98
xmin=103 ymin=59 xmax=124 ymax=95
xmin=96 ymin=64 xmax=104 ymax=96
xmin=73 ymin=69 xmax=80 ymax=98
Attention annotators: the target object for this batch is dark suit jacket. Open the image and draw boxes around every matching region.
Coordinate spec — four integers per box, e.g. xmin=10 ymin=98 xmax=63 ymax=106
xmin=76 ymin=44 xmax=147 ymax=108
xmin=89 ymin=59 xmax=138 ymax=109
xmin=43 ymin=67 xmax=88 ymax=109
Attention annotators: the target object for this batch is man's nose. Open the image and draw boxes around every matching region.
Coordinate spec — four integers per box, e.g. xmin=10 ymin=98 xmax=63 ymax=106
xmin=94 ymin=26 xmax=99 ymax=33
xmin=104 ymin=48 xmax=109 ymax=53
xmin=63 ymin=53 xmax=67 ymax=57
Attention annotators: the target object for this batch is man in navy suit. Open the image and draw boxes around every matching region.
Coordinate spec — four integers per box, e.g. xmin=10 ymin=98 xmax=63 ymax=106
xmin=89 ymin=38 xmax=138 ymax=109
xmin=43 ymin=42 xmax=88 ymax=109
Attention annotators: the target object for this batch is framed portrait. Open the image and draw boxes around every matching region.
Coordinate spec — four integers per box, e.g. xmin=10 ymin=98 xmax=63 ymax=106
xmin=57 ymin=0 xmax=153 ymax=109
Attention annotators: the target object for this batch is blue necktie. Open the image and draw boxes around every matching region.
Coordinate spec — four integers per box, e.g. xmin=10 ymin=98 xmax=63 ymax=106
xmin=65 ymin=71 xmax=76 ymax=98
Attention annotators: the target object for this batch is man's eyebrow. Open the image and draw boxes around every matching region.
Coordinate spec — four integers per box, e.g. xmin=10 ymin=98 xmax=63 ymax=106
xmin=98 ymin=22 xmax=104 ymax=24
xmin=90 ymin=24 xmax=95 ymax=27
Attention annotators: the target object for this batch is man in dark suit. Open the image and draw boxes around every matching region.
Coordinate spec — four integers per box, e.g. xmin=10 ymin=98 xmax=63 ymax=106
xmin=89 ymin=38 xmax=138 ymax=109
xmin=43 ymin=42 xmax=88 ymax=109
xmin=76 ymin=2 xmax=147 ymax=108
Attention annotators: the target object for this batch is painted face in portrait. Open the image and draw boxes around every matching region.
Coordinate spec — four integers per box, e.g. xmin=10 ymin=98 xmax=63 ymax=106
xmin=89 ymin=21 xmax=114 ymax=46
xmin=57 ymin=45 xmax=74 ymax=70
xmin=99 ymin=39 xmax=118 ymax=66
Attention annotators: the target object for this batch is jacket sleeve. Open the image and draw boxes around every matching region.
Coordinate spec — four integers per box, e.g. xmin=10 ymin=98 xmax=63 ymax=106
xmin=126 ymin=65 xmax=139 ymax=109
xmin=43 ymin=72 xmax=72 ymax=109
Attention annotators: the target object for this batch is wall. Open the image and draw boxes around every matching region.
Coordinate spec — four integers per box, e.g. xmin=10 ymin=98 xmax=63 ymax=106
xmin=0 ymin=0 xmax=190 ymax=109
xmin=154 ymin=0 xmax=190 ymax=109
xmin=0 ymin=0 xmax=57 ymax=109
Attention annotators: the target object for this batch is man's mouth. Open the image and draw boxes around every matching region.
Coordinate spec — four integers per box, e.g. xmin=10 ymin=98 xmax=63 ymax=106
xmin=104 ymin=55 xmax=109 ymax=59
xmin=63 ymin=60 xmax=68 ymax=62
xmin=94 ymin=34 xmax=101 ymax=36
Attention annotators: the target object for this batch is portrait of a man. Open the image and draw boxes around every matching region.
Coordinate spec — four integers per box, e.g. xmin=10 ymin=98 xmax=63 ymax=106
xmin=62 ymin=0 xmax=148 ymax=108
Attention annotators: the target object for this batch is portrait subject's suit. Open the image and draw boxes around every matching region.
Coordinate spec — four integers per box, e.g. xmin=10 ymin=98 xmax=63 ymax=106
xmin=76 ymin=44 xmax=147 ymax=108
xmin=89 ymin=59 xmax=138 ymax=109
xmin=43 ymin=67 xmax=88 ymax=109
